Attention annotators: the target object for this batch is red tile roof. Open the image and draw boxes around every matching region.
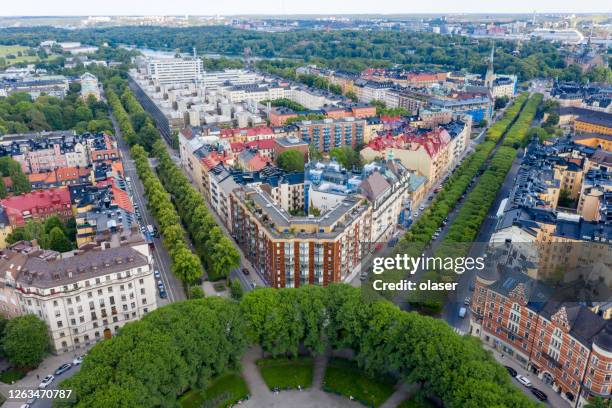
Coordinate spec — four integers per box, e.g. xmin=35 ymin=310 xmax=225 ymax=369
xmin=95 ymin=180 xmax=134 ymax=213
xmin=220 ymin=126 xmax=274 ymax=139
xmin=1 ymin=187 xmax=71 ymax=226
xmin=246 ymin=139 xmax=276 ymax=150
xmin=367 ymin=128 xmax=451 ymax=159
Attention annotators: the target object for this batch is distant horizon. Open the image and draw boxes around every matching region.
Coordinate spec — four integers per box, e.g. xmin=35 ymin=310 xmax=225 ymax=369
xmin=1 ymin=0 xmax=611 ymax=18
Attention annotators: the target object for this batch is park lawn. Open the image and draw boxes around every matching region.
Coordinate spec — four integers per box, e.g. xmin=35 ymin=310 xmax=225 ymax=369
xmin=0 ymin=45 xmax=59 ymax=67
xmin=0 ymin=368 xmax=27 ymax=384
xmin=178 ymin=372 xmax=249 ymax=408
xmin=257 ymin=356 xmax=314 ymax=390
xmin=0 ymin=45 xmax=30 ymax=56
xmin=323 ymin=358 xmax=396 ymax=408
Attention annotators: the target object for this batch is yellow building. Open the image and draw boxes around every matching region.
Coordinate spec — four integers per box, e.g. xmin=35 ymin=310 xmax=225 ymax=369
xmin=573 ymin=133 xmax=612 ymax=151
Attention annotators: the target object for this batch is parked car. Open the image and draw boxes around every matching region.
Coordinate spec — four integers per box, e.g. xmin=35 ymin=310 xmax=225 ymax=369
xmin=54 ymin=363 xmax=72 ymax=375
xmin=242 ymin=268 xmax=250 ymax=275
xmin=464 ymin=297 xmax=471 ymax=306
xmin=159 ymin=289 xmax=167 ymax=299
xmin=73 ymin=355 xmax=85 ymax=365
xmin=516 ymin=375 xmax=532 ymax=388
xmin=531 ymin=388 xmax=547 ymax=401
xmin=157 ymin=280 xmax=164 ymax=289
xmin=39 ymin=375 xmax=54 ymax=388
xmin=504 ymin=366 xmax=517 ymax=377
xmin=360 ymin=273 xmax=368 ymax=281
xmin=419 ymin=205 xmax=425 ymax=211
xmin=458 ymin=307 xmax=467 ymax=318
xmin=154 ymin=270 xmax=161 ymax=279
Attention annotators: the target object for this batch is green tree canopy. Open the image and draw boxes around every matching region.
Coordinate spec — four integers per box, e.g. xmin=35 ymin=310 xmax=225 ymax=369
xmin=3 ymin=315 xmax=50 ymax=368
xmin=329 ymin=146 xmax=362 ymax=170
xmin=277 ymin=150 xmax=305 ymax=172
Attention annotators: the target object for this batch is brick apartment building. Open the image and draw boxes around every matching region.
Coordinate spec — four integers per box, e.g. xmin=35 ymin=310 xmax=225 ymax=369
xmin=0 ymin=187 xmax=72 ymax=227
xmin=295 ymin=117 xmax=366 ymax=153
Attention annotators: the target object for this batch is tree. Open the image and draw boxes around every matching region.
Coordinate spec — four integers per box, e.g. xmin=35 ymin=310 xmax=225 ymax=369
xmin=0 ymin=156 xmax=30 ymax=195
xmin=329 ymin=146 xmax=362 ymax=170
xmin=3 ymin=315 xmax=50 ymax=368
xmin=43 ymin=216 xmax=64 ymax=235
xmin=494 ymin=96 xmax=509 ymax=110
xmin=210 ymin=236 xmax=241 ymax=280
xmin=188 ymin=285 xmax=205 ymax=299
xmin=544 ymin=111 xmax=559 ymax=128
xmin=0 ymin=315 xmax=8 ymax=357
xmin=230 ymin=279 xmax=243 ymax=300
xmin=558 ymin=188 xmax=575 ymax=208
xmin=309 ymin=144 xmax=323 ymax=161
xmin=172 ymin=247 xmax=202 ymax=284
xmin=478 ymin=119 xmax=488 ymax=128
xmin=585 ymin=397 xmax=612 ymax=408
xmin=48 ymin=226 xmax=73 ymax=252
xmin=277 ymin=150 xmax=305 ymax=172
xmin=345 ymin=90 xmax=358 ymax=102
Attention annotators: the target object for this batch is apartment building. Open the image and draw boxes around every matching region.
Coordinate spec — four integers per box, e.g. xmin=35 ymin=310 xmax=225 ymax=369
xmin=295 ymin=117 xmax=365 ymax=153
xmin=79 ymin=72 xmax=100 ymax=101
xmin=146 ymin=57 xmax=203 ymax=84
xmin=490 ymin=75 xmax=518 ymax=99
xmin=28 ymin=166 xmax=91 ymax=190
xmin=222 ymin=83 xmax=286 ymax=104
xmin=0 ymin=75 xmax=69 ymax=99
xmin=470 ymin=260 xmax=612 ymax=408
xmin=361 ymin=127 xmax=453 ymax=189
xmin=0 ymin=187 xmax=72 ymax=227
xmin=0 ymin=131 xmax=115 ymax=174
xmin=70 ymin=183 xmax=136 ymax=248
xmin=559 ymin=107 xmax=612 ymax=139
xmin=13 ymin=238 xmax=157 ymax=354
xmin=230 ymin=186 xmax=371 ymax=287
xmin=353 ymin=80 xmax=396 ymax=103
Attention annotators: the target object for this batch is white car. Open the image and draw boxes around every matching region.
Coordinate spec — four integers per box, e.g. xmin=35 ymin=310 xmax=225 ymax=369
xmin=73 ymin=355 xmax=85 ymax=365
xmin=39 ymin=375 xmax=55 ymax=388
xmin=516 ymin=375 xmax=532 ymax=388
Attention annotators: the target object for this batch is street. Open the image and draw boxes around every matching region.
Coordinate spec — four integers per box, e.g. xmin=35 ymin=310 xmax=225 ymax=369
xmin=110 ymin=112 xmax=186 ymax=302
xmin=0 ymin=350 xmax=89 ymax=408
xmin=442 ymin=149 xmax=523 ymax=333
xmin=486 ymin=345 xmax=571 ymax=408
xmin=155 ymin=137 xmax=267 ymax=293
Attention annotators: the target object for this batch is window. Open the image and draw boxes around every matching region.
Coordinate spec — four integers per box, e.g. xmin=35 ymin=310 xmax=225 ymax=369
xmin=56 ymin=320 xmax=63 ymax=328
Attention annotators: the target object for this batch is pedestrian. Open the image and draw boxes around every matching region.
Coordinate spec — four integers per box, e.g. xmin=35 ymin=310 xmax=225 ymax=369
xmin=36 ymin=374 xmax=39 ymax=380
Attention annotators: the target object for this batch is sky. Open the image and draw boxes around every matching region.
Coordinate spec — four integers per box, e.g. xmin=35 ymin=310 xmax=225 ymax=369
xmin=1 ymin=0 xmax=611 ymax=17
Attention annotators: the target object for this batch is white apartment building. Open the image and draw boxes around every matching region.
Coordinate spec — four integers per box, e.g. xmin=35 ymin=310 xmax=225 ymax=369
xmin=147 ymin=58 xmax=204 ymax=84
xmin=287 ymin=88 xmax=341 ymax=110
xmin=201 ymin=69 xmax=260 ymax=89
xmin=221 ymin=84 xmax=286 ymax=104
xmin=14 ymin=241 xmax=158 ymax=354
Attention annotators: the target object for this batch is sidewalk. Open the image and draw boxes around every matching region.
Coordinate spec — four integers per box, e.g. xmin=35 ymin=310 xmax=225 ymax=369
xmin=483 ymin=344 xmax=571 ymax=408
xmin=0 ymin=350 xmax=86 ymax=407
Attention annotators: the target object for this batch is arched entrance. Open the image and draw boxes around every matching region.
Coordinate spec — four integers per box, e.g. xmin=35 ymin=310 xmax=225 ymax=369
xmin=542 ymin=371 xmax=554 ymax=385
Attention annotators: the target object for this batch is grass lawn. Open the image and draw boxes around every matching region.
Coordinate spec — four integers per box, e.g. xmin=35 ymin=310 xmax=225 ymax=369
xmin=257 ymin=356 xmax=314 ymax=390
xmin=0 ymin=368 xmax=27 ymax=384
xmin=0 ymin=45 xmax=59 ymax=67
xmin=0 ymin=45 xmax=30 ymax=56
xmin=178 ymin=372 xmax=249 ymax=408
xmin=322 ymin=358 xmax=396 ymax=408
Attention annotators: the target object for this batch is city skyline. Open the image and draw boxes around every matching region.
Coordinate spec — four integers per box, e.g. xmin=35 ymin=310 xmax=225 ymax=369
xmin=1 ymin=0 xmax=611 ymax=17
